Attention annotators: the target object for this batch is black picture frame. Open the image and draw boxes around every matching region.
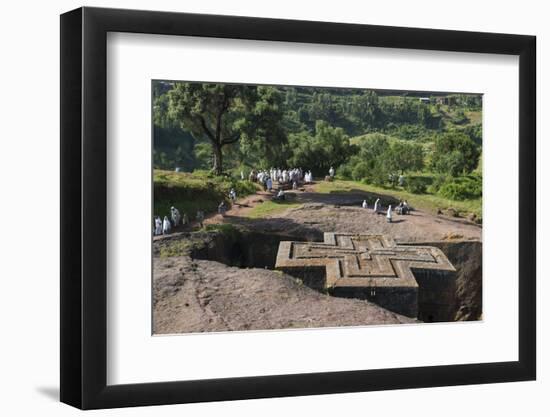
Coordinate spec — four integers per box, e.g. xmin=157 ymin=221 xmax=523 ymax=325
xmin=60 ymin=6 xmax=536 ymax=410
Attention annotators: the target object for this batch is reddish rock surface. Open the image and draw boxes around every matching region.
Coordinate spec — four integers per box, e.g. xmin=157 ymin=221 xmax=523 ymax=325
xmin=153 ymin=256 xmax=416 ymax=334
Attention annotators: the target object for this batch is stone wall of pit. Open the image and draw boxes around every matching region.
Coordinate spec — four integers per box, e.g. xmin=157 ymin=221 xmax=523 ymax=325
xmin=186 ymin=229 xmax=482 ymax=322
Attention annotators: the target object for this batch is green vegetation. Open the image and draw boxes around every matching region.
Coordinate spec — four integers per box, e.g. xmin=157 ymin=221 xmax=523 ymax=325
xmin=339 ymin=133 xmax=424 ymax=185
xmin=153 ymin=82 xmax=481 ymax=177
xmin=287 ymin=121 xmax=352 ymax=174
xmin=158 ymin=239 xmax=196 ymax=258
xmin=153 ymin=81 xmax=482 ymax=220
xmin=153 ymin=169 xmax=259 ymax=219
xmin=404 ymin=176 xmax=428 ymax=194
xmin=431 ymin=132 xmax=481 ymax=176
xmin=156 ymin=83 xmax=286 ymax=175
xmin=158 ymin=224 xmax=241 ymax=257
xmin=316 ymin=180 xmax=481 ymax=220
xmin=203 ymin=223 xmax=241 ymax=239
xmin=246 ymin=200 xmax=302 ymax=219
xmin=337 ymin=131 xmax=481 ymax=209
xmin=437 ymin=175 xmax=482 ymax=201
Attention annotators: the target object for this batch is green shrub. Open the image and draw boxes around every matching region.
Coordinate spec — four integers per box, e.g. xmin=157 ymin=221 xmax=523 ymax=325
xmin=351 ymin=162 xmax=370 ymax=181
xmin=451 ymin=109 xmax=469 ymax=125
xmin=404 ymin=176 xmax=427 ymax=194
xmin=438 ymin=176 xmax=482 ymax=200
xmin=431 ymin=132 xmax=481 ymax=176
xmin=337 ymin=163 xmax=354 ymax=180
xmin=153 ymin=170 xmax=260 ymax=220
xmin=427 ymin=174 xmax=447 ymax=194
xmin=387 ymin=124 xmax=434 ymax=141
xmin=204 ymin=223 xmax=241 ymax=242
xmin=229 ymin=179 xmax=258 ymax=197
xmin=369 ymin=166 xmax=390 ymax=186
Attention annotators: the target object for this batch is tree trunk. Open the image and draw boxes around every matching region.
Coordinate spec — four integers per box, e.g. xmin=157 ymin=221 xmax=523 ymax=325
xmin=212 ymin=143 xmax=223 ymax=175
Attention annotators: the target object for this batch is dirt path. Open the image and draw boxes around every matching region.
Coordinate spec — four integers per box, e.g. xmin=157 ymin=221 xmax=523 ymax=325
xmin=275 ymin=203 xmax=481 ymax=243
xmin=153 ymin=180 xmax=482 ymax=333
xmin=156 ymin=180 xmax=480 ymax=243
xmin=207 ymin=181 xmax=481 ymax=243
xmin=203 ymin=190 xmax=273 ymax=225
xmin=203 ymin=183 xmax=318 ymax=225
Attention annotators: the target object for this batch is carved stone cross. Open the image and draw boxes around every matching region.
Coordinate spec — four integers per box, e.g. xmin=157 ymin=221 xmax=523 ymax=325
xmin=275 ymin=233 xmax=456 ymax=319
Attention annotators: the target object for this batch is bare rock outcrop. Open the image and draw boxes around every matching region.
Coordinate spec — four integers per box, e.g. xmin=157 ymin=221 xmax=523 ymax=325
xmin=153 ymin=255 xmax=416 ymax=334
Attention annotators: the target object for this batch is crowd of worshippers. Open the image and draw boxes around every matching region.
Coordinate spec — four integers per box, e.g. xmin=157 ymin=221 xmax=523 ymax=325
xmin=154 ymin=167 xmax=336 ymax=235
xmin=241 ymin=167 xmax=317 ymax=191
xmin=153 ymin=206 xmax=205 ymax=236
xmin=361 ymin=198 xmax=411 ymax=223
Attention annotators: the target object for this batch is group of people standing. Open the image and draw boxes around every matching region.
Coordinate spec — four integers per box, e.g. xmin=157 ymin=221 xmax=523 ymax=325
xmin=361 ymin=198 xmax=410 ymax=223
xmin=153 ymin=206 xmax=204 ymax=236
xmin=241 ymin=166 xmax=336 ymax=190
xmin=244 ymin=167 xmax=311 ymax=191
xmin=155 ymin=166 xmax=337 ymax=236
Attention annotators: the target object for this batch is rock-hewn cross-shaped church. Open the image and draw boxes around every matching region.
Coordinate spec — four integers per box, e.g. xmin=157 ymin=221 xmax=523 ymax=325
xmin=275 ymin=233 xmax=456 ymax=321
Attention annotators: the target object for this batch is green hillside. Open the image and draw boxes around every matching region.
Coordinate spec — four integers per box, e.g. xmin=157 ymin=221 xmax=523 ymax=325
xmin=152 ymin=81 xmax=482 ymax=222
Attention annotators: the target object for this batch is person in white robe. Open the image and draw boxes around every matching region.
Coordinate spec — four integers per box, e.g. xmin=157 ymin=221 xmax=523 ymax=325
xmin=386 ymin=205 xmax=393 ymax=223
xmin=170 ymin=206 xmax=181 ymax=227
xmin=162 ymin=216 xmax=171 ymax=234
xmin=266 ymin=177 xmax=273 ymax=191
xmin=374 ymin=198 xmax=380 ymax=213
xmin=329 ymin=166 xmax=335 ymax=178
xmin=154 ymin=216 xmax=162 ymax=235
xmin=362 ymin=200 xmax=368 ymax=209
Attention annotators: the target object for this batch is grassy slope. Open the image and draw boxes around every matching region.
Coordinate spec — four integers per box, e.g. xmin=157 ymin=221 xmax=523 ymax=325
xmin=465 ymin=110 xmax=482 ymax=125
xmin=316 ymin=180 xmax=482 ymax=219
xmin=246 ymin=200 xmax=302 ymax=219
xmin=350 ymin=133 xmax=434 ymax=155
xmin=345 ymin=109 xmax=482 ymax=220
xmin=153 ymin=170 xmax=260 ymax=219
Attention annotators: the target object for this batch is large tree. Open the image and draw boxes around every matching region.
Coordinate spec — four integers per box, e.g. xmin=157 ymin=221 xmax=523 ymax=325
xmin=385 ymin=140 xmax=424 ymax=174
xmin=349 ymin=90 xmax=380 ymax=131
xmin=288 ymin=120 xmax=351 ymax=175
xmin=237 ymin=86 xmax=289 ymax=169
xmin=165 ymin=83 xmax=287 ymax=175
xmin=431 ymin=131 xmax=480 ymax=176
xmin=166 ymin=83 xmax=254 ymax=175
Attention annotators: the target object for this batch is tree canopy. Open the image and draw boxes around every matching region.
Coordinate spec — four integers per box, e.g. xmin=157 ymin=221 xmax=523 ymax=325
xmin=431 ymin=132 xmax=480 ymax=176
xmin=288 ymin=121 xmax=352 ymax=175
xmin=153 ymin=81 xmax=482 ymax=186
xmin=339 ymin=134 xmax=424 ymax=185
xmin=163 ymin=83 xmax=287 ymax=175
